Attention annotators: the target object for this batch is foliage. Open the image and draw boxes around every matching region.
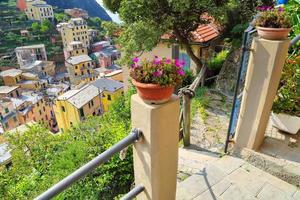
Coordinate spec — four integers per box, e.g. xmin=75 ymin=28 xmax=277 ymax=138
xmin=256 ymin=8 xmax=292 ymax=28
xmin=0 ymin=89 xmax=137 ymax=199
xmin=40 ymin=20 xmax=55 ymax=34
xmin=31 ymin=22 xmax=41 ymax=33
xmin=130 ymin=56 xmax=186 ymax=86
xmin=104 ymin=0 xmax=227 ymax=70
xmin=102 ymin=21 xmax=121 ymax=37
xmin=230 ymin=23 xmax=249 ymax=38
xmin=191 ymin=87 xmax=210 ymax=120
xmin=87 ymin=17 xmax=103 ymax=30
xmin=54 ymin=13 xmax=70 ymax=23
xmin=208 ymin=50 xmax=229 ymax=71
xmin=272 ymin=58 xmax=300 ymax=116
xmin=285 ymin=0 xmax=300 ymax=55
xmin=182 ymin=69 xmax=195 ymax=87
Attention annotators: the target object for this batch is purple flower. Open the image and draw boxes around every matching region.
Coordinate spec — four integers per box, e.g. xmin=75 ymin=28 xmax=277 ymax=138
xmin=153 ymin=70 xmax=163 ymax=77
xmin=175 ymin=59 xmax=181 ymax=67
xmin=154 ymin=55 xmax=158 ymax=58
xmin=165 ymin=58 xmax=172 ymax=64
xmin=153 ymin=58 xmax=162 ymax=65
xmin=177 ymin=69 xmax=185 ymax=76
xmin=278 ymin=7 xmax=284 ymax=12
xmin=132 ymin=57 xmax=139 ymax=63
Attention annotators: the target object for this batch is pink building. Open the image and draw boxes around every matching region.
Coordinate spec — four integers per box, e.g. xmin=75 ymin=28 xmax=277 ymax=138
xmin=91 ymin=41 xmax=110 ymax=53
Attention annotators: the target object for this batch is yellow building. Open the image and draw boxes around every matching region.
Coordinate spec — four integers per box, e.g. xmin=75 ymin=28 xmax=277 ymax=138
xmin=57 ymin=18 xmax=90 ymax=48
xmin=66 ymin=54 xmax=97 ymax=85
xmin=25 ymin=0 xmax=54 ymax=21
xmin=54 ymin=84 xmax=103 ymax=132
xmin=92 ymin=78 xmax=124 ymax=112
xmin=0 ymin=69 xmax=23 ymax=86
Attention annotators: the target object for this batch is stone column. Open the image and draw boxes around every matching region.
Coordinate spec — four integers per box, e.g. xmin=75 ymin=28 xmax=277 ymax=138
xmin=131 ymin=94 xmax=180 ymax=200
xmin=234 ymin=38 xmax=290 ymax=150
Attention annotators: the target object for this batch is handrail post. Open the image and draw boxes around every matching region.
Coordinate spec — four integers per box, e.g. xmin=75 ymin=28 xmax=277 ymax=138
xmin=182 ymin=93 xmax=191 ymax=146
xmin=131 ymin=94 xmax=180 ymax=200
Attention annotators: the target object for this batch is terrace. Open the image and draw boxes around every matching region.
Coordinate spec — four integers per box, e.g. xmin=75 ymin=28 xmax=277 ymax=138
xmin=35 ymin=26 xmax=300 ymax=199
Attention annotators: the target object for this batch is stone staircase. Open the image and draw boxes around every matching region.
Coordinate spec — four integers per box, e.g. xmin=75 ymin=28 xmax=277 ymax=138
xmin=176 ymin=148 xmax=300 ymax=200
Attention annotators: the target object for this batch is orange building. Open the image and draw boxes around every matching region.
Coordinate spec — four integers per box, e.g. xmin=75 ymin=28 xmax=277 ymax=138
xmin=17 ymin=0 xmax=27 ymax=11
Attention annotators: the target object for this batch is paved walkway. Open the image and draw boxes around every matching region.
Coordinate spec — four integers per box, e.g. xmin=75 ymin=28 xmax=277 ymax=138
xmin=177 ymin=148 xmax=300 ymax=200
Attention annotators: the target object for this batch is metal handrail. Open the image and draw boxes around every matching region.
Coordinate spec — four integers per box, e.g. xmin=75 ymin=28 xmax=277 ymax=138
xmin=35 ymin=129 xmax=143 ymax=200
xmin=120 ymin=185 xmax=145 ymax=200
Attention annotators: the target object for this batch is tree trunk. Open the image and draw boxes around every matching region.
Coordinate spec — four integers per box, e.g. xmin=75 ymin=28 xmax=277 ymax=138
xmin=173 ymin=27 xmax=203 ymax=72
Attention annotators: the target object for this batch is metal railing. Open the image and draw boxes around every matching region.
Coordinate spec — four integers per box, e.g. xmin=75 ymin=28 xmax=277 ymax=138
xmin=35 ymin=129 xmax=143 ymax=200
xmin=179 ymin=66 xmax=206 ymax=146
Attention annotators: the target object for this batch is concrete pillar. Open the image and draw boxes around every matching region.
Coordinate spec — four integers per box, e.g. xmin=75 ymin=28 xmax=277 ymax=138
xmin=234 ymin=38 xmax=290 ymax=150
xmin=131 ymin=94 xmax=180 ymax=200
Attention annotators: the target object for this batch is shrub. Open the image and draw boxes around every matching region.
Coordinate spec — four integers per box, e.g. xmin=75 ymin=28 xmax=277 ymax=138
xmin=208 ymin=50 xmax=229 ymax=71
xmin=256 ymin=7 xmax=292 ymax=28
xmin=130 ymin=56 xmax=185 ymax=86
xmin=272 ymin=58 xmax=300 ymax=116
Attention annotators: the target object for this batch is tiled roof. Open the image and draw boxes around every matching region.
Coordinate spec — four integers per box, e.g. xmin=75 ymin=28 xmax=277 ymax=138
xmin=0 ymin=86 xmax=19 ymax=94
xmin=161 ymin=23 xmax=220 ymax=43
xmin=66 ymin=55 xmax=92 ymax=65
xmin=58 ymin=85 xmax=101 ymax=109
xmin=190 ymin=24 xmax=220 ymax=43
xmin=92 ymin=78 xmax=124 ymax=93
xmin=67 ymin=85 xmax=101 ymax=109
xmin=0 ymin=69 xmax=22 ymax=77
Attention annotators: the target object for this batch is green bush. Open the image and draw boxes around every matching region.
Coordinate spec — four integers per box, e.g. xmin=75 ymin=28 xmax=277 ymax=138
xmin=208 ymin=50 xmax=229 ymax=71
xmin=272 ymin=58 xmax=300 ymax=116
xmin=0 ymin=88 xmax=136 ymax=199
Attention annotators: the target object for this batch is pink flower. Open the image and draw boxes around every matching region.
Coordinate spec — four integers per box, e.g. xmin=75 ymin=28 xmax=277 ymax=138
xmin=278 ymin=7 xmax=284 ymax=12
xmin=132 ymin=57 xmax=139 ymax=63
xmin=165 ymin=58 xmax=171 ymax=64
xmin=153 ymin=58 xmax=162 ymax=65
xmin=175 ymin=59 xmax=181 ymax=67
xmin=177 ymin=69 xmax=185 ymax=76
xmin=180 ymin=60 xmax=186 ymax=66
xmin=153 ymin=70 xmax=163 ymax=77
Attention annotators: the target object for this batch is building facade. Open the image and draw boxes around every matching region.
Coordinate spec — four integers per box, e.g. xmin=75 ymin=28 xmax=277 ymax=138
xmin=54 ymin=84 xmax=102 ymax=132
xmin=92 ymin=78 xmax=124 ymax=112
xmin=65 ymin=54 xmax=97 ymax=85
xmin=25 ymin=0 xmax=54 ymax=21
xmin=15 ymin=44 xmax=47 ymax=68
xmin=57 ymin=18 xmax=90 ymax=48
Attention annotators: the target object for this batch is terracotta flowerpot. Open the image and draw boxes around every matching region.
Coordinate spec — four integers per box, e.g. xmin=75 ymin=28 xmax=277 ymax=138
xmin=256 ymin=26 xmax=291 ymax=40
xmin=132 ymin=79 xmax=174 ymax=104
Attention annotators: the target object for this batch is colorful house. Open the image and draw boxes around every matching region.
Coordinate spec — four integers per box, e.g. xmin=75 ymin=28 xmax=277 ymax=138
xmin=25 ymin=0 xmax=54 ymax=21
xmin=0 ymin=69 xmax=23 ymax=86
xmin=65 ymin=54 xmax=97 ymax=85
xmin=57 ymin=18 xmax=90 ymax=48
xmin=54 ymin=84 xmax=103 ymax=132
xmin=0 ymin=98 xmax=19 ymax=133
xmin=91 ymin=78 xmax=124 ymax=112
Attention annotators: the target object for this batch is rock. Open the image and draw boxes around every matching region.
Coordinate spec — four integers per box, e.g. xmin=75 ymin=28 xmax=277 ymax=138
xmin=216 ymin=49 xmax=241 ymax=96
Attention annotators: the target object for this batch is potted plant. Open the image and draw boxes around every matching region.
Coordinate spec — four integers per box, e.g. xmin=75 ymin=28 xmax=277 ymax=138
xmin=271 ymin=58 xmax=300 ymax=134
xmin=255 ymin=7 xmax=292 ymax=40
xmin=130 ymin=56 xmax=185 ymax=104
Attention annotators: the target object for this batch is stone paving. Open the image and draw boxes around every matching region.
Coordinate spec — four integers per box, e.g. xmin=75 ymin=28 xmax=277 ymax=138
xmin=177 ymin=148 xmax=300 ymax=200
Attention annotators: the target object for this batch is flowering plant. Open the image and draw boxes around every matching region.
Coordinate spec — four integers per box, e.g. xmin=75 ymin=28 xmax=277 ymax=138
xmin=130 ymin=56 xmax=185 ymax=86
xmin=256 ymin=7 xmax=292 ymax=28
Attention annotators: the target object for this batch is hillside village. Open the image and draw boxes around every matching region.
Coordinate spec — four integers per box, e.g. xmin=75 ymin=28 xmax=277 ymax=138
xmin=0 ymin=0 xmax=124 ymax=135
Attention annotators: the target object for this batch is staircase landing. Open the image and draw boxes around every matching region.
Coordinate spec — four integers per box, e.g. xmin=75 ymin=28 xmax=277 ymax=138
xmin=177 ymin=148 xmax=300 ymax=200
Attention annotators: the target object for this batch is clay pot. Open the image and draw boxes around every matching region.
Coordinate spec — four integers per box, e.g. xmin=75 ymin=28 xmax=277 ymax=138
xmin=132 ymin=79 xmax=174 ymax=104
xmin=256 ymin=27 xmax=291 ymax=40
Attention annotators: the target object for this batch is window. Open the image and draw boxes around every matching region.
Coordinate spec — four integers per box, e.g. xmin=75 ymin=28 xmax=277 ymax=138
xmin=79 ymin=108 xmax=84 ymax=118
xmin=107 ymin=95 xmax=111 ymax=101
xmin=82 ymin=49 xmax=84 ymax=53
xmin=75 ymin=73 xmax=78 ymax=76
xmin=91 ymin=100 xmax=94 ymax=106
xmin=5 ymin=108 xmax=9 ymax=113
xmin=102 ymin=93 xmax=105 ymax=97
xmin=70 ymin=122 xmax=73 ymax=126
xmin=75 ymin=66 xmax=78 ymax=69
xmin=37 ymin=102 xmax=39 ymax=107
xmin=10 ymin=93 xmax=13 ymax=97
xmin=76 ymin=50 xmax=79 ymax=54
xmin=61 ymin=106 xmax=65 ymax=112
xmin=39 ymin=110 xmax=42 ymax=115
xmin=43 ymin=107 xmax=46 ymax=112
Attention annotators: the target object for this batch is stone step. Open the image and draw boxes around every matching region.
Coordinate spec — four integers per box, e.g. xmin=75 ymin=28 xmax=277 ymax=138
xmin=233 ymin=147 xmax=300 ymax=188
xmin=177 ymin=150 xmax=300 ymax=200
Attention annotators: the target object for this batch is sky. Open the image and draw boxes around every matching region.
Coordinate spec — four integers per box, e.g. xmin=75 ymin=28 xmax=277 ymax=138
xmin=95 ymin=0 xmax=121 ymax=24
